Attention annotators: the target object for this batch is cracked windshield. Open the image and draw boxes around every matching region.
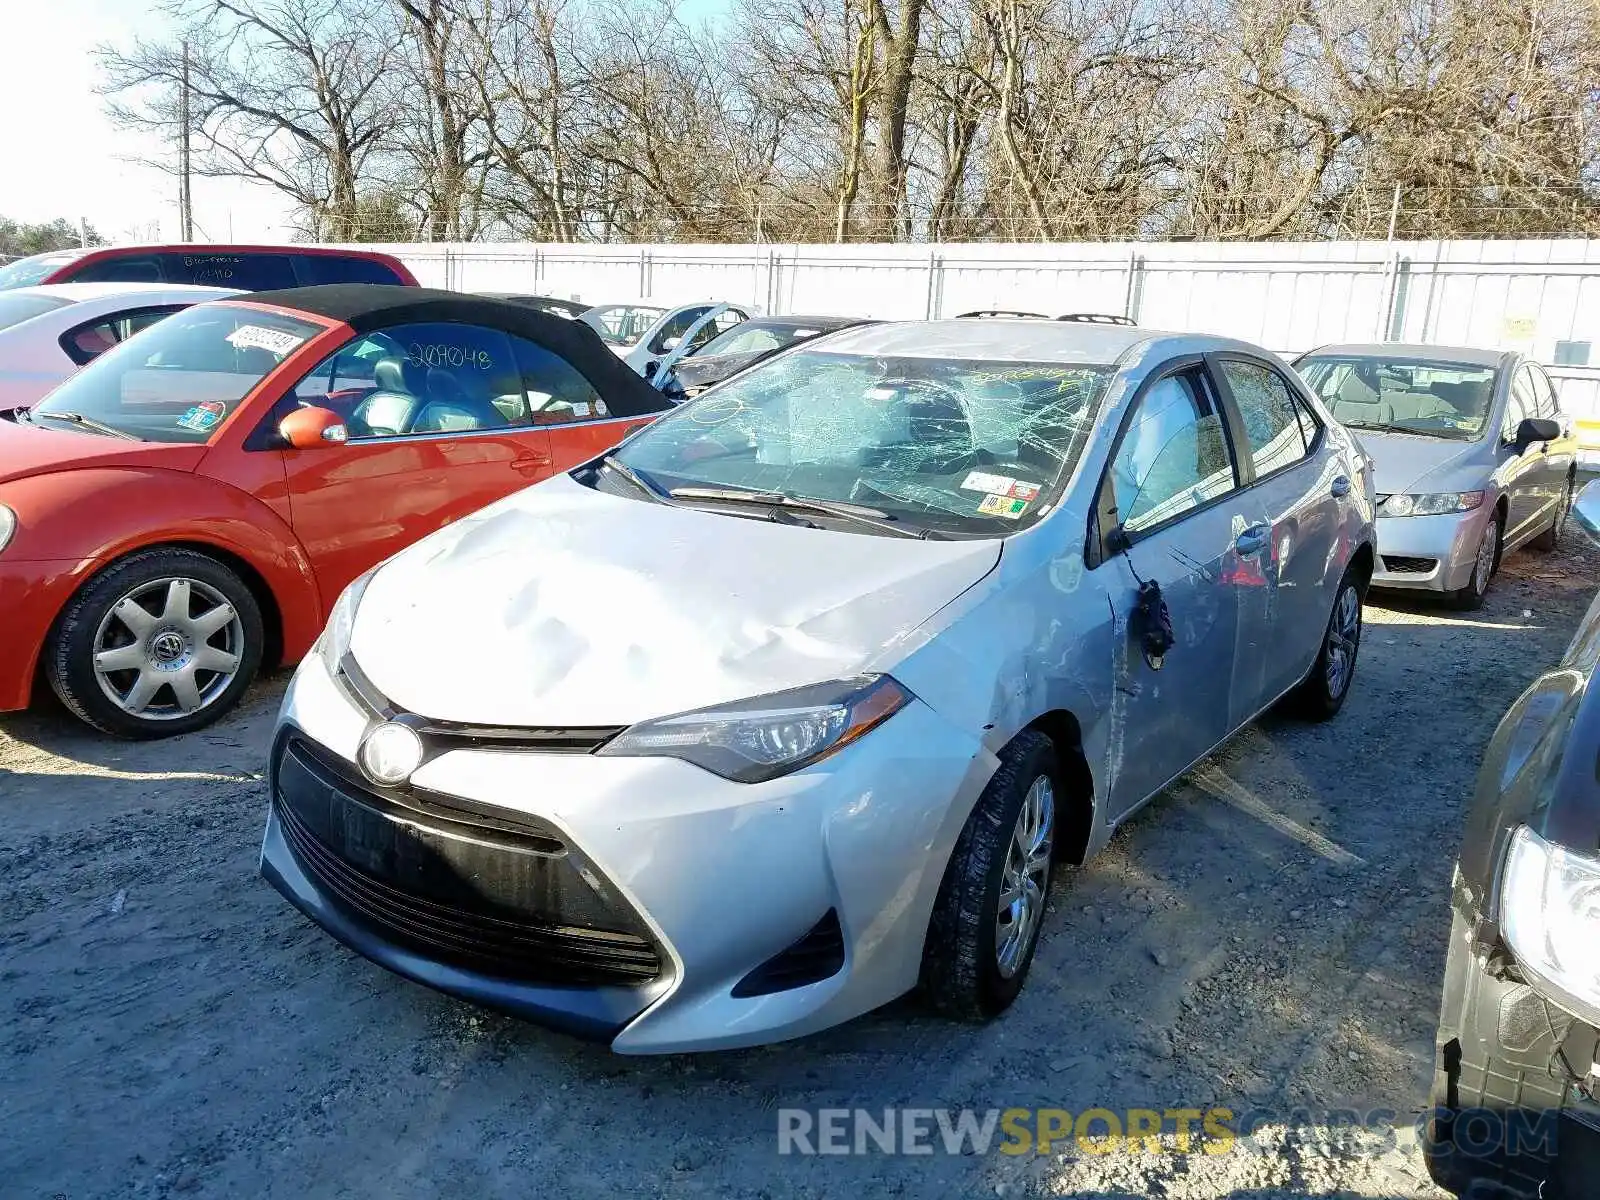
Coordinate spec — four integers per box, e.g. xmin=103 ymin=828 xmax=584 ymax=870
xmin=1295 ymin=355 xmax=1497 ymax=440
xmin=612 ymin=349 xmax=1113 ymax=536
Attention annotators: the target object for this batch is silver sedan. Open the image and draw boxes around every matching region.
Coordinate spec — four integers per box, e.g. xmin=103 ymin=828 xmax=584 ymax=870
xmin=1294 ymin=343 xmax=1577 ymax=609
xmin=264 ymin=319 xmax=1377 ymax=1051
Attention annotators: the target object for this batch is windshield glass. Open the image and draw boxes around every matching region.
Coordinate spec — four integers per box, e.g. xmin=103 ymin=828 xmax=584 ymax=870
xmin=0 ymin=293 xmax=73 ymax=331
xmin=1297 ymin=355 xmax=1498 ymax=440
xmin=581 ymin=304 xmax=667 ymax=347
xmin=31 ymin=303 xmax=322 ymax=442
xmin=0 ymin=251 xmax=83 ymax=290
xmin=611 ymin=349 xmax=1113 ymax=537
xmin=698 ymin=324 xmax=814 ymax=358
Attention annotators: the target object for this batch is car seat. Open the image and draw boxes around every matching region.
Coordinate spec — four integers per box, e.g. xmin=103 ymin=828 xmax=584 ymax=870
xmin=861 ymin=382 xmax=975 ymax=474
xmin=1328 ymin=369 xmax=1393 ymax=427
xmin=351 ymin=357 xmax=426 ymax=435
xmin=410 ymin=367 xmax=507 ymax=433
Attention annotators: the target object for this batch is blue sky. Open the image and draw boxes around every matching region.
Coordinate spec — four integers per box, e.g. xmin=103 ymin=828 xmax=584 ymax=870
xmin=1 ymin=0 xmax=736 ymax=243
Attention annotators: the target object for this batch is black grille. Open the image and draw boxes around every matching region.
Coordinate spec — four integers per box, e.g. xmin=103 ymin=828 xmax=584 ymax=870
xmin=732 ymin=909 xmax=846 ymax=997
xmin=273 ymin=735 xmax=662 ymax=986
xmin=1383 ymin=555 xmax=1437 ymax=574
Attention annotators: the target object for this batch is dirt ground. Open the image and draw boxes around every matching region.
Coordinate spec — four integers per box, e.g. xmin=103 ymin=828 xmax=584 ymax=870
xmin=3 ymin=530 xmax=1597 ymax=1200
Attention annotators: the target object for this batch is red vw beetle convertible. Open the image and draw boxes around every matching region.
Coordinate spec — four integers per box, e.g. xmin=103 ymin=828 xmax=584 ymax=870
xmin=0 ymin=286 xmax=672 ymax=737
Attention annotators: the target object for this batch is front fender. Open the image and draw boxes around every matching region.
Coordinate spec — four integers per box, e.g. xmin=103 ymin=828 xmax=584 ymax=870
xmin=0 ymin=467 xmax=325 ymax=662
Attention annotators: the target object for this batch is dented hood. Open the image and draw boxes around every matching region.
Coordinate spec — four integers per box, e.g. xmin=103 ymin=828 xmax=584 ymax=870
xmin=1357 ymin=429 xmax=1485 ymax=495
xmin=350 ymin=473 xmax=1002 ymax=726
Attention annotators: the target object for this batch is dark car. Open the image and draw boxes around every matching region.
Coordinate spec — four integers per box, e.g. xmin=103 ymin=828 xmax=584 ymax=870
xmin=480 ymin=292 xmax=588 ymax=319
xmin=0 ymin=245 xmax=418 ymax=291
xmin=1426 ymin=478 xmax=1600 ymax=1197
xmin=663 ymin=315 xmax=874 ymax=399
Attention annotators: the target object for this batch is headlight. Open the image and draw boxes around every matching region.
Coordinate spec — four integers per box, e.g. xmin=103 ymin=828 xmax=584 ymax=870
xmin=597 ymin=675 xmax=912 ymax=783
xmin=0 ymin=503 xmax=14 ymax=553
xmin=1501 ymin=825 xmax=1600 ymax=1017
xmin=315 ymin=569 xmax=376 ymax=677
xmin=1380 ymin=491 xmax=1484 ymax=517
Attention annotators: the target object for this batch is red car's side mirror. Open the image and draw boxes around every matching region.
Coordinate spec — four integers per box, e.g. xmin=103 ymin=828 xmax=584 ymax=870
xmin=279 ymin=406 xmax=349 ymax=449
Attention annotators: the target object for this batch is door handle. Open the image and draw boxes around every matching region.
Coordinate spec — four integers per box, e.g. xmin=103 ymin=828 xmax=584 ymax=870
xmin=512 ymin=451 xmax=551 ymax=477
xmin=1330 ymin=475 xmax=1351 ymax=498
xmin=1235 ymin=524 xmax=1271 ymax=556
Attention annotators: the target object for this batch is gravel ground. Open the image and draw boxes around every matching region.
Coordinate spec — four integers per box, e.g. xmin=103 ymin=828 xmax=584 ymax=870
xmin=3 ymin=530 xmax=1596 ymax=1200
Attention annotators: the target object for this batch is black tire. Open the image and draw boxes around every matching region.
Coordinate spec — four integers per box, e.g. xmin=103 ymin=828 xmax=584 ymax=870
xmin=1531 ymin=476 xmax=1573 ymax=553
xmin=1449 ymin=511 xmax=1503 ymax=611
xmin=47 ymin=547 xmax=264 ymax=739
xmin=922 ymin=730 xmax=1059 ymax=1020
xmin=1288 ymin=566 xmax=1363 ymax=721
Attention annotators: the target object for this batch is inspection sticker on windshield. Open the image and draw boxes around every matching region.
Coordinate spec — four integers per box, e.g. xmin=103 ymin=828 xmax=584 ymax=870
xmin=176 ymin=401 xmax=226 ymax=433
xmin=226 ymin=324 xmax=305 ymax=356
xmin=1008 ymin=481 xmax=1040 ymax=501
xmin=961 ymin=470 xmax=1015 ymax=494
xmin=978 ymin=493 xmax=1029 ymax=519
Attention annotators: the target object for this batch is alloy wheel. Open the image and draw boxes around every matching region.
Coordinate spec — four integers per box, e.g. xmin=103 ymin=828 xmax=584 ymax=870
xmin=91 ymin=577 xmax=244 ymax=720
xmin=995 ymin=775 xmax=1054 ymax=978
xmin=1324 ymin=583 xmax=1361 ymax=699
xmin=1471 ymin=522 xmax=1497 ymax=596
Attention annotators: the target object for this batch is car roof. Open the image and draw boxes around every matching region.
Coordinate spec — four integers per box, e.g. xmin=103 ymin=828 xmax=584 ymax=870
xmin=237 ymin=284 xmax=673 ymax=418
xmin=747 ymin=315 xmax=869 ymax=329
xmin=812 ymin=318 xmax=1181 ymax=365
xmin=7 ymin=282 xmax=240 ymax=302
xmin=1300 ymin=342 xmax=1511 ymax=368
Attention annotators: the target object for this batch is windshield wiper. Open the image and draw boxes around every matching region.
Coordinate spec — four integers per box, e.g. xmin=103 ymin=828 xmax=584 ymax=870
xmin=601 ymin=455 xmax=667 ymax=501
xmin=33 ymin=410 xmax=138 ymax=440
xmin=667 ymin=486 xmax=933 ymax=539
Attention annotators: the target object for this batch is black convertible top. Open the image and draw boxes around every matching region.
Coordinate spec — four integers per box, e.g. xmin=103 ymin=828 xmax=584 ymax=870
xmin=242 ymin=284 xmax=670 ymax=417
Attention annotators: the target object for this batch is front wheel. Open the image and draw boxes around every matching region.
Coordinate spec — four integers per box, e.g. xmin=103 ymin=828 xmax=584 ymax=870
xmin=1289 ymin=567 xmax=1363 ymax=721
xmin=46 ymin=548 xmax=264 ymax=739
xmin=922 ymin=730 xmax=1059 ymax=1020
xmin=1448 ymin=513 xmax=1502 ymax=611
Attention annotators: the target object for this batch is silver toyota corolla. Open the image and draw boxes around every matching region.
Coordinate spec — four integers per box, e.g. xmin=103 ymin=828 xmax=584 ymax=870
xmin=1294 ymin=344 xmax=1577 ymax=609
xmin=262 ymin=319 xmax=1377 ymax=1052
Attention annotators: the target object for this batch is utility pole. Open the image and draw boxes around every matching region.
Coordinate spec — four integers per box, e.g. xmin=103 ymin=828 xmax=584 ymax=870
xmin=1385 ymin=184 xmax=1402 ymax=243
xmin=78 ymin=217 xmax=90 ymax=248
xmin=178 ymin=41 xmax=194 ymax=241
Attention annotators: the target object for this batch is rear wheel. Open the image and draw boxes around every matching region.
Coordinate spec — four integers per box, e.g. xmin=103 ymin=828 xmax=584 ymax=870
xmin=1449 ymin=513 xmax=1502 ymax=611
xmin=923 ymin=731 xmax=1058 ymax=1020
xmin=47 ymin=548 xmax=264 ymax=738
xmin=1289 ymin=567 xmax=1363 ymax=720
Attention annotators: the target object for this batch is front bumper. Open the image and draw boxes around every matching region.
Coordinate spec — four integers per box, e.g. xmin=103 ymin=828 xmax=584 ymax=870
xmin=0 ymin=558 xmax=89 ymax=712
xmin=261 ymin=654 xmax=994 ymax=1053
xmin=1427 ymin=906 xmax=1600 ymax=1197
xmin=1370 ymin=508 xmax=1491 ymax=593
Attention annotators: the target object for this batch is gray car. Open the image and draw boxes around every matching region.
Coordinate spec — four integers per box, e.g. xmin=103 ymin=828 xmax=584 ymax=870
xmin=1294 ymin=344 xmax=1577 ymax=609
xmin=263 ymin=320 xmax=1377 ymax=1050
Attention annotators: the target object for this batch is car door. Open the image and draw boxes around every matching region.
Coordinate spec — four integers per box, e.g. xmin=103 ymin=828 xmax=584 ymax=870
xmin=1529 ymin=364 xmax=1575 ymax=523
xmin=1498 ymin=365 xmax=1544 ymax=544
xmin=273 ymin=320 xmax=566 ymax=603
xmin=1093 ymin=360 xmax=1254 ymax=819
xmin=1213 ymin=355 xmax=1343 ymax=704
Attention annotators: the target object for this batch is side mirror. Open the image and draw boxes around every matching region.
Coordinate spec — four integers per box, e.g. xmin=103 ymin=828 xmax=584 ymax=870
xmin=643 ymin=360 xmax=659 ymax=381
xmin=279 ymin=406 xmax=348 ymax=449
xmin=1512 ymin=416 xmax=1560 ymax=452
xmin=1574 ymin=480 xmax=1600 ymax=546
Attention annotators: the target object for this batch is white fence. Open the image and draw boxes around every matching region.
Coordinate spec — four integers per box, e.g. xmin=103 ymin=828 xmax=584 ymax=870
xmin=355 ymin=238 xmax=1600 ymax=450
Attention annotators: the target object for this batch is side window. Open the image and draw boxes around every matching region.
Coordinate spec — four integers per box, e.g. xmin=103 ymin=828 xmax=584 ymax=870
xmin=292 ymin=253 xmax=404 ymax=285
xmin=1220 ymin=359 xmax=1310 ymax=477
xmin=1293 ymin=394 xmax=1320 ymax=448
xmin=1530 ymin=367 xmax=1560 ymax=418
xmin=69 ymin=254 xmax=164 ymax=284
xmin=515 ymin=337 xmax=609 ymax=426
xmin=291 ymin=322 xmax=530 ymax=439
xmin=1108 ymin=368 xmax=1237 ymax=535
xmin=650 ymin=306 xmax=711 ymax=354
xmin=159 ymin=252 xmax=297 ymax=290
xmin=1504 ymin=368 xmax=1537 ymax=440
xmin=60 ymin=305 xmax=186 ymax=365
